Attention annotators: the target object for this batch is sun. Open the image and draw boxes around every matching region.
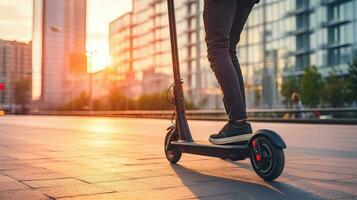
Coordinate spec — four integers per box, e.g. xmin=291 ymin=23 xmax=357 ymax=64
xmin=87 ymin=49 xmax=111 ymax=73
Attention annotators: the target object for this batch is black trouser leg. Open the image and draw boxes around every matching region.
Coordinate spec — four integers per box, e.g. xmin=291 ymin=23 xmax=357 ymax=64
xmin=230 ymin=0 xmax=255 ymax=107
xmin=204 ymin=0 xmax=255 ymax=121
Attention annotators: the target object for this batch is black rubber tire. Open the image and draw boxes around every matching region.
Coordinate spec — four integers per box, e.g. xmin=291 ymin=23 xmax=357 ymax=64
xmin=250 ymin=136 xmax=285 ymax=181
xmin=164 ymin=129 xmax=182 ymax=164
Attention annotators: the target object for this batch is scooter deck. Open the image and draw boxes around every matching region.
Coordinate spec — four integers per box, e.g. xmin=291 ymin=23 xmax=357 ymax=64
xmin=171 ymin=141 xmax=250 ymax=160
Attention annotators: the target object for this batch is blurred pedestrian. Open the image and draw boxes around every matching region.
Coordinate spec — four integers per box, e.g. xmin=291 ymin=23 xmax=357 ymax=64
xmin=291 ymin=92 xmax=304 ymax=119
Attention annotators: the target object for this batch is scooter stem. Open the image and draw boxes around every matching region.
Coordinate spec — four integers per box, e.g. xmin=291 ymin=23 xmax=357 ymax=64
xmin=167 ymin=0 xmax=193 ymax=142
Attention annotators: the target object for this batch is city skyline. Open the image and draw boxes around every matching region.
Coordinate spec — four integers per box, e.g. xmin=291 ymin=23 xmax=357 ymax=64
xmin=109 ymin=0 xmax=357 ymax=109
xmin=0 ymin=0 xmax=132 ymax=72
xmin=1 ymin=0 xmax=356 ymax=110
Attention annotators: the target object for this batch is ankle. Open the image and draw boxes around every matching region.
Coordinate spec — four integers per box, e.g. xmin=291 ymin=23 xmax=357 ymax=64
xmin=229 ymin=119 xmax=247 ymax=126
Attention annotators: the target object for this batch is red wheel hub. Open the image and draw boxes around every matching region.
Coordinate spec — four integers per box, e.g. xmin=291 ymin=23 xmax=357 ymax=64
xmin=255 ymin=154 xmax=262 ymax=161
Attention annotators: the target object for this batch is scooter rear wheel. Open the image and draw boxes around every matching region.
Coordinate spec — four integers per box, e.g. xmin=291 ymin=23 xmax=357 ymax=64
xmin=164 ymin=128 xmax=182 ymax=163
xmin=250 ymin=136 xmax=285 ymax=181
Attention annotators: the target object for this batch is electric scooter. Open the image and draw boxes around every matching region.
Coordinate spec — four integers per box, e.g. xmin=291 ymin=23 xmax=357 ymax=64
xmin=164 ymin=0 xmax=286 ymax=181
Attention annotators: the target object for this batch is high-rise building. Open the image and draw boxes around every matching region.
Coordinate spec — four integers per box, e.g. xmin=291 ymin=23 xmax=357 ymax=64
xmin=110 ymin=0 xmax=216 ymax=107
xmin=110 ymin=0 xmax=357 ymax=109
xmin=32 ymin=0 xmax=87 ymax=110
xmin=240 ymin=0 xmax=357 ymax=108
xmin=0 ymin=39 xmax=32 ymax=112
xmin=110 ymin=12 xmax=135 ymax=96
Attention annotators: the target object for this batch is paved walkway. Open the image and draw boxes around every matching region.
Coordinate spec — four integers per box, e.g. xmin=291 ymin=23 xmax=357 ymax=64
xmin=0 ymin=116 xmax=356 ymax=199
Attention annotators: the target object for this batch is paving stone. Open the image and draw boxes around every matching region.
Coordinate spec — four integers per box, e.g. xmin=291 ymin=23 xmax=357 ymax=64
xmin=96 ymin=179 xmax=154 ymax=191
xmin=313 ymin=181 xmax=357 ymax=196
xmin=74 ymin=161 xmax=123 ymax=169
xmin=100 ymin=163 xmax=168 ymax=173
xmin=0 ymin=163 xmax=32 ymax=171
xmin=6 ymin=172 xmax=69 ymax=181
xmin=2 ymin=168 xmax=52 ymax=177
xmin=38 ymin=183 xmax=115 ymax=198
xmin=59 ymin=192 xmax=135 ymax=200
xmin=1 ymin=116 xmax=357 ymax=200
xmin=184 ymin=193 xmax=240 ymax=200
xmin=335 ymin=196 xmax=357 ymax=200
xmin=0 ymin=189 xmax=49 ymax=200
xmin=24 ymin=178 xmax=86 ymax=188
xmin=0 ymin=181 xmax=30 ymax=191
xmin=8 ymin=153 xmax=46 ymax=160
xmin=0 ymin=156 xmax=13 ymax=161
xmin=209 ymin=167 xmax=264 ymax=183
xmin=137 ymin=175 xmax=199 ymax=189
xmin=286 ymin=163 xmax=357 ymax=176
xmin=33 ymin=163 xmax=101 ymax=176
xmin=23 ymin=158 xmax=61 ymax=165
xmin=123 ymin=187 xmax=197 ymax=200
xmin=118 ymin=170 xmax=163 ymax=179
xmin=101 ymin=157 xmax=152 ymax=165
xmin=126 ymin=182 xmax=239 ymax=200
xmin=75 ymin=173 xmax=131 ymax=183
xmin=287 ymin=169 xmax=355 ymax=181
xmin=183 ymin=180 xmax=265 ymax=198
xmin=287 ymin=179 xmax=355 ymax=199
xmin=0 ymin=174 xmax=16 ymax=183
xmin=339 ymin=178 xmax=357 ymax=185
xmin=179 ymin=160 xmax=234 ymax=172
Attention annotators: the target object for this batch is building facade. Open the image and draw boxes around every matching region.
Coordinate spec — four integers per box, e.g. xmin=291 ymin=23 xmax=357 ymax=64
xmin=32 ymin=0 xmax=87 ymax=110
xmin=110 ymin=0 xmax=216 ymax=107
xmin=110 ymin=12 xmax=135 ymax=96
xmin=0 ymin=40 xmax=32 ymax=112
xmin=110 ymin=0 xmax=357 ymax=109
xmin=241 ymin=0 xmax=357 ymax=108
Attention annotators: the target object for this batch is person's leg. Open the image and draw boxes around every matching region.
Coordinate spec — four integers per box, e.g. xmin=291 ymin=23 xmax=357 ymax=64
xmin=204 ymin=0 xmax=253 ymax=145
xmin=229 ymin=0 xmax=256 ymax=114
xmin=203 ymin=0 xmax=246 ymax=122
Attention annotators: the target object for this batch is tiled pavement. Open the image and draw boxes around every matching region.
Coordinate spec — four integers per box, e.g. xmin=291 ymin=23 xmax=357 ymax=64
xmin=0 ymin=116 xmax=357 ymax=199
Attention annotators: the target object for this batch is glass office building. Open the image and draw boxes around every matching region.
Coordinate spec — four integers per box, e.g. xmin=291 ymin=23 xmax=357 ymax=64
xmin=32 ymin=0 xmax=87 ymax=109
xmin=110 ymin=12 xmax=134 ymax=96
xmin=240 ymin=0 xmax=357 ymax=108
xmin=110 ymin=0 xmax=357 ymax=109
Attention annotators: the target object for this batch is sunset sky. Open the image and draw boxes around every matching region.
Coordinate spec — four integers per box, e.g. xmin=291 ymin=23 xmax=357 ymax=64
xmin=0 ymin=0 xmax=132 ymax=72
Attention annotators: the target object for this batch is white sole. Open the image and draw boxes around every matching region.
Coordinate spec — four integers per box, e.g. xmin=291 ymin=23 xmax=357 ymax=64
xmin=209 ymin=134 xmax=252 ymax=145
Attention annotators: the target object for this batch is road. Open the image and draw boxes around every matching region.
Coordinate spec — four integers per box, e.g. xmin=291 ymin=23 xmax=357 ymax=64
xmin=0 ymin=115 xmax=356 ymax=200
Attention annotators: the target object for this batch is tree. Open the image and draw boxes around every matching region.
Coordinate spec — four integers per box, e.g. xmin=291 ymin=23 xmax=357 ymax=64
xmin=93 ymin=98 xmax=105 ymax=111
xmin=281 ymin=76 xmax=300 ymax=108
xmin=135 ymin=92 xmax=173 ymax=110
xmin=107 ymin=87 xmax=132 ymax=110
xmin=323 ymin=71 xmax=351 ymax=107
xmin=300 ymin=66 xmax=324 ymax=108
xmin=348 ymin=57 xmax=357 ymax=102
xmin=58 ymin=92 xmax=89 ymax=111
xmin=134 ymin=91 xmax=196 ymax=110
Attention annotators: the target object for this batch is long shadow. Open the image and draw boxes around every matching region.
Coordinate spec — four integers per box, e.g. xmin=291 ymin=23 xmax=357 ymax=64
xmin=287 ymin=146 xmax=357 ymax=159
xmin=226 ymin=159 xmax=357 ymax=200
xmin=171 ymin=163 xmax=322 ymax=200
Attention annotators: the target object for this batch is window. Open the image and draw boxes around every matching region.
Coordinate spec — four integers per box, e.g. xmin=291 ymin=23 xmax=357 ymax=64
xmin=296 ymin=54 xmax=309 ymax=69
xmin=296 ymin=13 xmax=309 ymax=30
xmin=328 ymin=46 xmax=352 ymax=66
xmin=296 ymin=33 xmax=310 ymax=50
xmin=296 ymin=0 xmax=308 ymax=9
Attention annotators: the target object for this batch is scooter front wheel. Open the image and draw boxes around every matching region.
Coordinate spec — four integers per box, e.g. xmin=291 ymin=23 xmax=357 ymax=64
xmin=250 ymin=136 xmax=285 ymax=181
xmin=164 ymin=128 xmax=182 ymax=164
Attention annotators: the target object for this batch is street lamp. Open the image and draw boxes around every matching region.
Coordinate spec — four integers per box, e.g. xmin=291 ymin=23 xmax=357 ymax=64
xmin=86 ymin=50 xmax=97 ymax=112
